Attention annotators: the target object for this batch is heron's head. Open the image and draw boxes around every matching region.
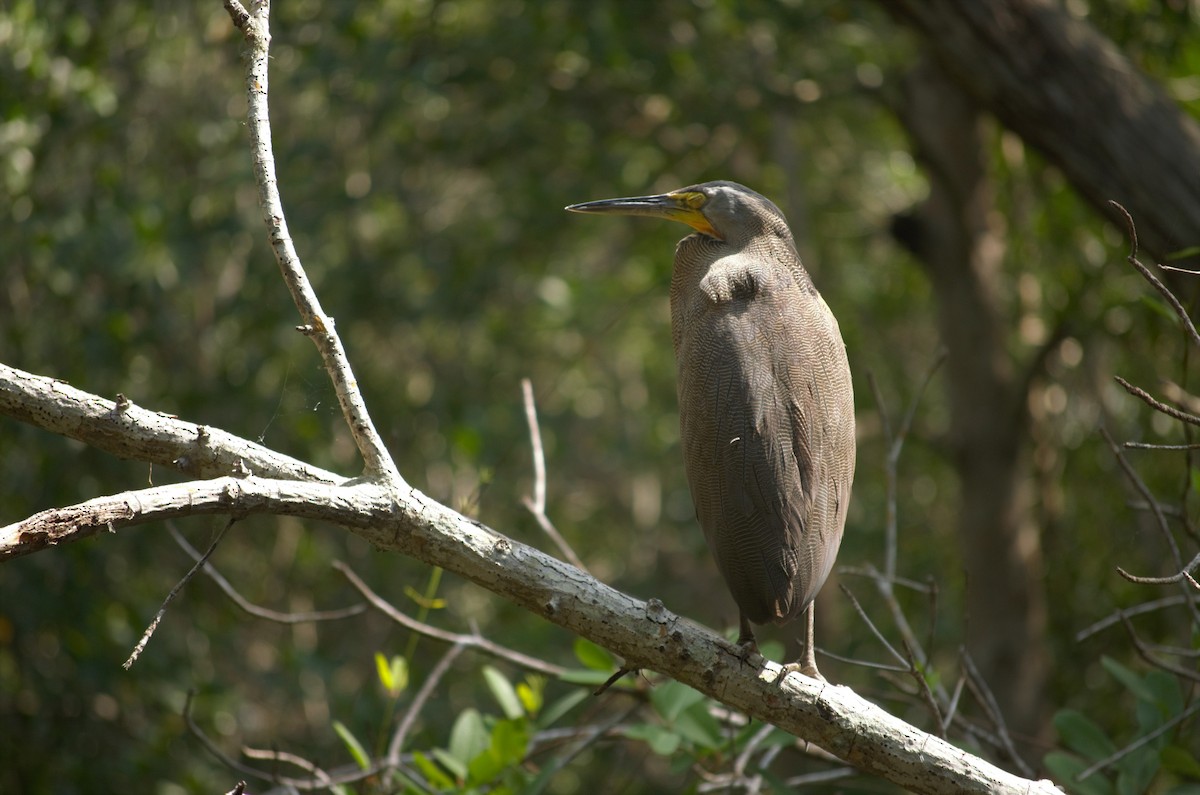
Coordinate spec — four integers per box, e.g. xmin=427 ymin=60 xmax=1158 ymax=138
xmin=565 ymin=180 xmax=790 ymax=246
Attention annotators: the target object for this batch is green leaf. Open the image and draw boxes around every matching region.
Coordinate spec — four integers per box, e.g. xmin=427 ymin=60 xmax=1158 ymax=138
xmin=650 ymin=680 xmax=705 ymax=722
xmin=1115 ymin=746 xmax=1160 ymax=795
xmin=332 ymin=720 xmax=370 ymax=771
xmin=376 ymin=652 xmax=394 ymax=691
xmin=573 ymin=637 xmax=615 ymax=670
xmin=403 ymin=585 xmax=447 ymax=610
xmin=431 ymin=748 xmax=467 ymax=782
xmin=1145 ymin=669 xmax=1184 ymax=718
xmin=1102 ymin=657 xmax=1157 ymax=703
xmin=672 ymin=700 xmax=723 ymax=750
xmin=483 ymin=666 xmax=525 ymax=719
xmin=448 ymin=708 xmax=490 ymax=766
xmin=412 ymin=750 xmax=456 ymax=789
xmin=517 ymin=676 xmax=545 ymax=716
xmin=1054 ymin=709 xmax=1118 ymax=762
xmin=624 ymin=723 xmax=682 ymax=756
xmin=558 ymin=669 xmax=619 ymax=686
xmin=491 ymin=717 xmax=530 ymax=764
xmin=1166 ymin=245 xmax=1200 ymax=261
xmin=1044 ymin=751 xmax=1115 ymax=795
xmin=1162 ymin=745 xmax=1200 ymax=779
xmin=375 ymin=653 xmax=409 ymax=698
xmin=537 ymin=689 xmax=588 ymax=729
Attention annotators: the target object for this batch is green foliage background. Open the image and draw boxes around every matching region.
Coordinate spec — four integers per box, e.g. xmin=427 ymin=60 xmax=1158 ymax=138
xmin=2 ymin=0 xmax=1197 ymax=792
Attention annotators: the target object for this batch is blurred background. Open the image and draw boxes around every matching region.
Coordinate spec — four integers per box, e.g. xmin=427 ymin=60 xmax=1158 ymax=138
xmin=2 ymin=0 xmax=1198 ymax=792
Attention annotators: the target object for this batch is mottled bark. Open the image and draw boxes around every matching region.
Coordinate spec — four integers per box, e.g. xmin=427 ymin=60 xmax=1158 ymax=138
xmin=884 ymin=0 xmax=1200 ymax=265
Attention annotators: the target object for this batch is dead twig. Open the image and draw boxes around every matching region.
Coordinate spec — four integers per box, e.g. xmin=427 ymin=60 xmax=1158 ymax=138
xmin=1108 ymin=201 xmax=1200 ymax=351
xmin=520 ymin=378 xmax=588 ymax=572
xmin=125 ymin=518 xmax=235 ymax=669
xmin=333 ymin=560 xmax=567 ymax=678
xmin=170 ymin=523 xmax=367 ymax=622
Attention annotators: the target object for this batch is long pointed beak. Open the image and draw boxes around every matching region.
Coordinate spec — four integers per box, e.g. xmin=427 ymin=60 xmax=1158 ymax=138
xmin=565 ymin=193 xmax=721 ymax=239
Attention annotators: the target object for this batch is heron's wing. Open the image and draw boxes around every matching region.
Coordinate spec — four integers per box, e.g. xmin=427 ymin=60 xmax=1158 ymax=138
xmin=677 ymin=254 xmax=855 ymax=625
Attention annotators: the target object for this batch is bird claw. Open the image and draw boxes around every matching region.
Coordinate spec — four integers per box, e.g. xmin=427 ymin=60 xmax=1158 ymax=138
xmin=778 ymin=660 xmax=825 ymax=684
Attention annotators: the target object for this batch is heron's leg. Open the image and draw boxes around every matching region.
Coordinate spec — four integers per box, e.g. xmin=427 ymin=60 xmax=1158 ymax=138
xmin=781 ymin=603 xmax=824 ymax=681
xmin=735 ymin=612 xmax=760 ymax=663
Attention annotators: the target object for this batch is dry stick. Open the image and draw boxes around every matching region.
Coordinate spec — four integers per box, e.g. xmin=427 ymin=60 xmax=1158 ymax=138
xmin=1077 ymin=700 xmax=1200 ymax=782
xmin=520 ymin=378 xmax=588 ymax=572
xmin=1109 ymin=200 xmax=1200 ymax=351
xmin=1076 ymin=594 xmax=1200 ymax=641
xmin=1119 ymin=613 xmax=1200 ymax=684
xmin=169 ymin=524 xmax=367 ymax=622
xmin=239 ymin=748 xmax=334 ymax=784
xmin=185 ymin=688 xmax=386 ymax=790
xmin=941 ymin=675 xmax=967 ymax=736
xmin=1113 ymin=376 xmax=1200 ymax=428
xmin=223 ymin=0 xmax=400 ymax=483
xmin=959 ymin=650 xmax=1033 ymax=778
xmin=1117 ymin=549 xmax=1200 ymax=589
xmin=386 ymin=641 xmax=468 ymax=768
xmin=333 ymin=560 xmax=566 ymax=677
xmin=1099 ymin=425 xmax=1187 ymax=570
xmin=902 ymin=638 xmax=946 ymax=739
xmin=839 ymin=584 xmax=907 ymax=668
xmin=1124 ymin=441 xmax=1200 ymax=450
xmin=124 ymin=518 xmax=235 ymax=669
xmin=532 ymin=703 xmax=641 ymax=789
xmin=1099 ymin=426 xmax=1200 ymax=629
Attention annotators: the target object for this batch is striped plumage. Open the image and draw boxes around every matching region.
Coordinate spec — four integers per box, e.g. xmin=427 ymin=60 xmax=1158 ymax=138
xmin=567 ymin=181 xmax=855 ymax=678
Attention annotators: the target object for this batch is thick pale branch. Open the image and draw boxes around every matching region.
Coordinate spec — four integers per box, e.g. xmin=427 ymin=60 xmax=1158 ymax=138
xmin=0 ymin=363 xmax=344 ymax=484
xmin=0 ymin=460 xmax=1056 ymax=794
xmin=223 ymin=0 xmax=400 ymax=483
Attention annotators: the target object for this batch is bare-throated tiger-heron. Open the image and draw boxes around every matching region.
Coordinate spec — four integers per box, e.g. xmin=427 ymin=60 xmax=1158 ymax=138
xmin=566 ymin=180 xmax=856 ymax=679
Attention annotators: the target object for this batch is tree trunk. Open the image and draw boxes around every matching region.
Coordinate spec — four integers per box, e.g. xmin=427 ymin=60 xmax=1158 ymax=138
xmin=891 ymin=59 xmax=1049 ymax=745
xmin=884 ymin=0 xmax=1200 ymax=265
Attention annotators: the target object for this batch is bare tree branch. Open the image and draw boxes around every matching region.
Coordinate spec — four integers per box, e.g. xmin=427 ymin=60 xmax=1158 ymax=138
xmin=170 ymin=524 xmax=367 ymax=623
xmin=125 ymin=518 xmax=236 ymax=668
xmin=223 ymin=0 xmax=400 ymax=483
xmin=1113 ymin=376 xmax=1200 ymax=429
xmin=0 ymin=363 xmax=344 ymax=484
xmin=333 ymin=560 xmax=566 ymax=678
xmin=520 ymin=378 xmax=588 ymax=572
xmin=0 ymin=407 xmax=1059 ymax=793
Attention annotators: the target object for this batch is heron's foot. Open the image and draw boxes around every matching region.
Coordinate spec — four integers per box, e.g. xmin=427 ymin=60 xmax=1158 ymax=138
xmin=734 ymin=614 xmax=764 ymax=667
xmin=779 ymin=659 xmax=825 ymax=683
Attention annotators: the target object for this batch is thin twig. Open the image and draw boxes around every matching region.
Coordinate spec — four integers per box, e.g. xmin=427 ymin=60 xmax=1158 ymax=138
xmin=1119 ymin=613 xmax=1200 ymax=683
xmin=170 ymin=524 xmax=367 ymax=622
xmin=1108 ymin=201 xmax=1200 ymax=351
xmin=333 ymin=560 xmax=566 ymax=677
xmin=533 ymin=703 xmax=641 ymax=791
xmin=1099 ymin=427 xmax=1187 ymax=571
xmin=239 ymin=748 xmax=334 ymax=784
xmin=1113 ymin=376 xmax=1200 ymax=428
xmin=1077 ymin=699 xmax=1200 ymax=782
xmin=903 ymin=638 xmax=946 ymax=738
xmin=1076 ymin=594 xmax=1200 ymax=641
xmin=223 ymin=0 xmax=401 ymax=483
xmin=1123 ymin=441 xmax=1200 ymax=450
xmin=1116 ymin=551 xmax=1200 ymax=589
xmin=839 ymin=584 xmax=907 ymax=668
xmin=185 ymin=688 xmax=388 ymax=789
xmin=387 ymin=641 xmax=468 ymax=766
xmin=942 ymin=675 xmax=967 ymax=735
xmin=125 ymin=518 xmax=235 ymax=669
xmin=520 ymin=379 xmax=588 ymax=572
xmin=960 ymin=649 xmax=1032 ymax=777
